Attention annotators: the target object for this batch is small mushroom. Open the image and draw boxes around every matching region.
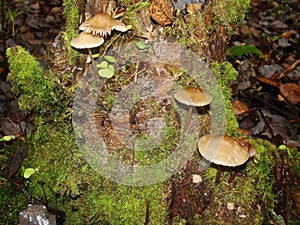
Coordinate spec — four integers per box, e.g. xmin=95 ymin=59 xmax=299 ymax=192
xmin=174 ymin=87 xmax=212 ymax=133
xmin=79 ymin=13 xmax=128 ymax=36
xmin=71 ymin=32 xmax=104 ymax=75
xmin=198 ymin=134 xmax=256 ymax=183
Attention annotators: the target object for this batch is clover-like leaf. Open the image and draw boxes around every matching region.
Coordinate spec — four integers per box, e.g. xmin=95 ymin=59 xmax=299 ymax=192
xmin=24 ymin=168 xmax=35 ymax=179
xmin=98 ymin=68 xmax=114 ymax=78
xmin=104 ymin=55 xmax=117 ymax=63
xmin=136 ymin=41 xmax=148 ymax=50
xmin=96 ymin=61 xmax=109 ymax=69
xmin=108 ymin=64 xmax=115 ymax=72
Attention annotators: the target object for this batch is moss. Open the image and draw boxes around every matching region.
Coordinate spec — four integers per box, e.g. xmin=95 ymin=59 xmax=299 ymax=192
xmin=164 ymin=13 xmax=207 ymax=54
xmin=164 ymin=0 xmax=250 ymax=55
xmin=0 ymin=141 xmax=29 ymax=224
xmin=85 ymin=184 xmax=167 ymax=224
xmin=211 ymin=61 xmax=240 ymax=136
xmin=22 ymin=110 xmax=169 ymax=224
xmin=120 ymin=0 xmax=150 ymax=30
xmin=62 ymin=0 xmax=81 ymax=62
xmin=27 ymin=116 xmax=86 ymax=200
xmin=6 ymin=46 xmax=70 ymax=115
xmin=0 ymin=182 xmax=29 ymax=224
xmin=210 ymin=0 xmax=250 ymax=32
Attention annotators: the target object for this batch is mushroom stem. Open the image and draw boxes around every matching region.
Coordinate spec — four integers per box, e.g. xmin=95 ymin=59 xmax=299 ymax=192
xmin=87 ymin=48 xmax=98 ymax=76
xmin=215 ymin=165 xmax=222 ymax=183
xmin=183 ymin=105 xmax=193 ymax=134
xmin=228 ymin=171 xmax=236 ymax=184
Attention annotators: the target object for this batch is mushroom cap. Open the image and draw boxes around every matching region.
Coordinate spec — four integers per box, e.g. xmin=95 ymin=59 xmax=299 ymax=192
xmin=71 ymin=32 xmax=104 ymax=49
xmin=174 ymin=87 xmax=212 ymax=107
xmin=198 ymin=134 xmax=250 ymax=167
xmin=79 ymin=13 xmax=128 ymax=36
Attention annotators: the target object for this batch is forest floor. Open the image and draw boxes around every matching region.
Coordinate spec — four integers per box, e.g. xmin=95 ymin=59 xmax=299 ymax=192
xmin=0 ymin=0 xmax=299 ymax=224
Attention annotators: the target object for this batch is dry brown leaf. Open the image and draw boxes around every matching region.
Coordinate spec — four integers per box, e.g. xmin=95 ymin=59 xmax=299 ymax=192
xmin=279 ymin=83 xmax=300 ymax=104
xmin=186 ymin=4 xmax=201 ymax=14
xmin=231 ymin=100 xmax=249 ymax=115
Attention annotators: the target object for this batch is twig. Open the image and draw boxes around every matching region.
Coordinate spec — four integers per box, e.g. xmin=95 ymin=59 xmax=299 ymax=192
xmin=144 ymin=198 xmax=149 ymax=225
xmin=249 ymin=94 xmax=299 ymax=122
xmin=272 ymin=59 xmax=300 ymax=80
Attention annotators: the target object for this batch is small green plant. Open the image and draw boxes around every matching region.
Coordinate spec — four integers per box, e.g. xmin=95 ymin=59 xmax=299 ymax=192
xmin=0 ymin=135 xmax=16 ymax=142
xmin=96 ymin=55 xmax=116 ymax=78
xmin=1 ymin=1 xmax=24 ymax=36
xmin=227 ymin=45 xmax=265 ymax=58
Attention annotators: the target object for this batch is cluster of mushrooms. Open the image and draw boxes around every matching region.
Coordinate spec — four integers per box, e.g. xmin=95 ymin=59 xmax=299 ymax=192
xmin=70 ymin=12 xmax=128 ymax=73
xmin=174 ymin=86 xmax=256 ymax=183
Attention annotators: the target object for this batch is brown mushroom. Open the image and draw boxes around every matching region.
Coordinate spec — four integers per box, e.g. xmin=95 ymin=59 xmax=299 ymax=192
xmin=174 ymin=87 xmax=212 ymax=133
xmin=79 ymin=13 xmax=128 ymax=37
xmin=198 ymin=134 xmax=256 ymax=183
xmin=71 ymin=32 xmax=104 ymax=75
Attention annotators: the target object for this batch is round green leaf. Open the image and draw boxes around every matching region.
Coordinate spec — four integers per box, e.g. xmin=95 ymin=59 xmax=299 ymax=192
xmin=104 ymin=55 xmax=117 ymax=63
xmin=98 ymin=68 xmax=114 ymax=78
xmin=136 ymin=41 xmax=147 ymax=50
xmin=278 ymin=145 xmax=287 ymax=150
xmin=24 ymin=168 xmax=35 ymax=179
xmin=126 ymin=25 xmax=133 ymax=30
xmin=1 ymin=135 xmax=16 ymax=142
xmin=96 ymin=61 xmax=108 ymax=69
xmin=108 ymin=65 xmax=115 ymax=72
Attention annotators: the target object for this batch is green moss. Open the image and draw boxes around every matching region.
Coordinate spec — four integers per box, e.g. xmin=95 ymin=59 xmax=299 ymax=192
xmin=85 ymin=184 xmax=167 ymax=224
xmin=120 ymin=0 xmax=150 ymax=30
xmin=165 ymin=0 xmax=250 ymax=54
xmin=27 ymin=116 xmax=86 ymax=200
xmin=164 ymin=14 xmax=206 ymax=53
xmin=6 ymin=46 xmax=64 ymax=114
xmin=0 ymin=182 xmax=29 ymax=224
xmin=62 ymin=0 xmax=81 ymax=61
xmin=0 ymin=141 xmax=29 ymax=224
xmin=210 ymin=0 xmax=250 ymax=33
xmin=135 ymin=125 xmax=179 ymax=165
xmin=211 ymin=61 xmax=240 ymax=136
xmin=22 ymin=112 xmax=169 ymax=224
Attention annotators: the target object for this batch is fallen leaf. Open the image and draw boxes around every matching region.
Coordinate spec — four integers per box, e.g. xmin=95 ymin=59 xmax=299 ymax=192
xmin=231 ymin=100 xmax=249 ymax=115
xmin=187 ymin=4 xmax=201 ymax=14
xmin=6 ymin=146 xmax=28 ymax=179
xmin=279 ymin=83 xmax=300 ymax=104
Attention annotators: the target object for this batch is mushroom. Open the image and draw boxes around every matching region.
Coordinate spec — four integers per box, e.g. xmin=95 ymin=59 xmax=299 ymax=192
xmin=71 ymin=32 xmax=104 ymax=75
xmin=174 ymin=87 xmax=212 ymax=133
xmin=198 ymin=134 xmax=256 ymax=183
xmin=79 ymin=13 xmax=128 ymax=37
